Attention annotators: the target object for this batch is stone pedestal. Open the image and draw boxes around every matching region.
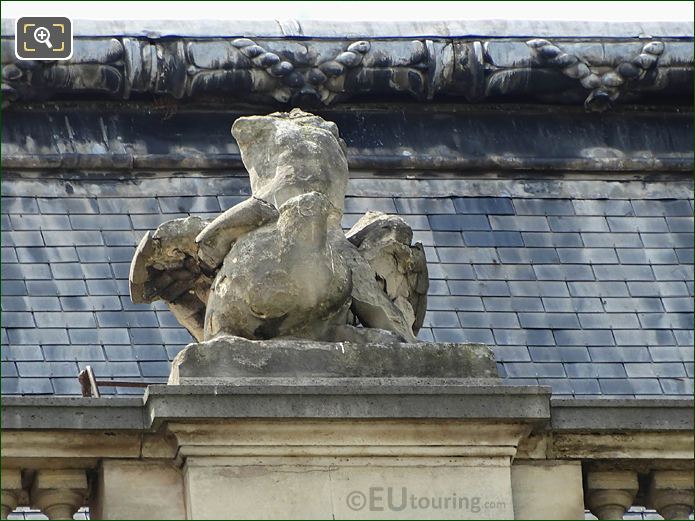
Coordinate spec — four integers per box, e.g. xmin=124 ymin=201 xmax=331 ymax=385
xmin=168 ymin=336 xmax=499 ymax=384
xmin=142 ymin=378 xmax=551 ymax=520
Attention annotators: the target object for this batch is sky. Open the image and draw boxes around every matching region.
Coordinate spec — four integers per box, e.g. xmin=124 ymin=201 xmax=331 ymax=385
xmin=1 ymin=0 xmax=694 ymax=21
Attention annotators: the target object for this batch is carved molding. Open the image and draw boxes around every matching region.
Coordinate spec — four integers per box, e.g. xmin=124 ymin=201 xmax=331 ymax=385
xmin=1 ymin=35 xmax=692 ymax=110
xmin=527 ymin=39 xmax=666 ymax=110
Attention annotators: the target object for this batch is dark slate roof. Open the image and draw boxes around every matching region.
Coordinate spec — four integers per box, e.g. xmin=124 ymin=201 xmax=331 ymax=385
xmin=1 ymin=176 xmax=693 ymax=398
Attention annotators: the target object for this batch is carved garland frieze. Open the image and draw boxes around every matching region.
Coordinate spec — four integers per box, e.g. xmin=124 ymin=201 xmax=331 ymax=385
xmin=1 ymin=35 xmax=689 ymax=110
xmin=526 ymin=38 xmax=665 ymax=110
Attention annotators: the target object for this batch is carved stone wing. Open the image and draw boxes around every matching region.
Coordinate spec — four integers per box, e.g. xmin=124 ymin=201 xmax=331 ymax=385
xmin=129 ymin=216 xmax=214 ymax=342
xmin=346 ymin=211 xmax=429 ymax=337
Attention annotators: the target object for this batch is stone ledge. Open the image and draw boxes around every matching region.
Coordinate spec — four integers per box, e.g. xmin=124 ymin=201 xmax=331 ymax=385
xmin=550 ymin=398 xmax=695 ymax=431
xmin=0 ymin=397 xmax=145 ymax=430
xmin=144 ymin=381 xmax=551 ymax=429
xmin=3 ymin=392 xmax=693 ymax=434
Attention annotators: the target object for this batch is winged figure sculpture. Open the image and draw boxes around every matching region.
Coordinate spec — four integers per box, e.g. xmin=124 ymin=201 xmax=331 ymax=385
xmin=129 ymin=109 xmax=428 ymax=344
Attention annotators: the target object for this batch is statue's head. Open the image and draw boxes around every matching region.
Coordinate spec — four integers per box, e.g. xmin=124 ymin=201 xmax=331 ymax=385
xmin=231 ymin=109 xmax=349 ymax=212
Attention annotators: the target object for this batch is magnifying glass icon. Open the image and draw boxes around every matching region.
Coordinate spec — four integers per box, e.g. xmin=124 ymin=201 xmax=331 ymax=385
xmin=33 ymin=26 xmax=53 ymax=49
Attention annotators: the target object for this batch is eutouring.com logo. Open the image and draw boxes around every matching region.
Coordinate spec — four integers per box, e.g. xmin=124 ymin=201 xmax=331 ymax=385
xmin=345 ymin=487 xmax=506 ymax=513
xmin=15 ymin=17 xmax=73 ymax=60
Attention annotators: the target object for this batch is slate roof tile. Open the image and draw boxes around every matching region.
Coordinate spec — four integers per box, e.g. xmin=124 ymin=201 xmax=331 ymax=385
xmin=69 ymin=214 xmax=132 ymax=231
xmin=542 ymin=297 xmax=603 ymax=312
xmin=462 ymin=231 xmax=523 ymax=247
xmin=473 ymin=264 xmax=535 ymax=280
xmin=3 ymin=186 xmax=693 ymax=397
xmin=34 ymin=312 xmax=96 ymax=328
xmin=16 ymin=246 xmax=78 ymax=263
xmin=395 ymin=198 xmax=456 ymax=214
xmin=428 ymin=296 xmax=484 ymax=311
xmin=572 ymin=200 xmax=633 ymax=216
xmin=513 ymin=199 xmax=574 ymax=215
xmin=436 ymin=247 xmax=498 ymax=263
xmin=519 ymin=313 xmax=580 ymax=329
xmin=665 ymin=217 xmax=694 ymax=233
xmin=453 ymin=197 xmax=513 ymax=214
xmin=578 ymin=313 xmax=640 ymax=329
xmin=2 ymin=231 xmax=44 ymax=247
xmin=2 ymin=197 xmax=39 ymax=214
xmin=569 ymin=378 xmax=601 ymax=394
xmin=42 ymin=345 xmax=104 ymax=361
xmin=489 ymin=216 xmax=549 ymax=231
xmin=557 ymin=248 xmax=619 ymax=264
xmin=493 ymin=329 xmax=555 ymax=346
xmin=1 ymin=345 xmax=44 ymax=361
xmin=587 ymin=346 xmax=651 ymax=363
xmin=509 ymin=281 xmax=569 ymax=297
xmin=37 ymin=198 xmax=98 ymax=214
xmin=615 ymin=248 xmax=679 ymax=265
xmin=648 ymin=346 xmax=687 ymax=362
xmin=344 ymin=197 xmax=396 ymax=213
xmin=581 ymin=233 xmax=642 ymax=248
xmin=661 ymin=297 xmax=694 ymax=312
xmin=675 ymin=248 xmax=694 ymax=264
xmin=429 ymin=215 xmax=490 ymax=231
xmin=458 ymin=312 xmax=520 ymax=329
xmin=483 ymin=297 xmax=543 ymax=312
xmin=640 ymin=233 xmax=693 ymax=248
xmin=140 ymin=361 xmax=172 ymax=377
xmin=607 ymin=217 xmax=669 ymax=233
xmin=2 ymin=247 xmax=18 ymax=263
xmin=2 ymin=264 xmax=52 ymax=280
xmin=627 ymin=281 xmax=689 ymax=297
xmin=412 ymin=231 xmax=463 ymax=247
xmin=449 ymin=280 xmax=509 ymax=296
xmin=548 ymin=216 xmax=609 ymax=233
xmin=601 ymin=297 xmax=664 ymax=312
xmin=492 ymin=345 xmax=531 ymax=362
xmin=593 ymin=265 xmax=655 ymax=281
xmin=97 ymin=198 xmax=160 ymax=214
xmin=522 ymin=232 xmax=583 ymax=247
xmin=534 ymin=264 xmax=595 ymax=281
xmin=10 ymin=215 xmax=71 ymax=230
xmin=631 ymin=199 xmax=692 ymax=216
xmin=659 ymin=378 xmax=693 ymax=394
xmin=432 ymin=328 xmax=493 ymax=343
xmin=497 ymin=248 xmax=559 ymax=264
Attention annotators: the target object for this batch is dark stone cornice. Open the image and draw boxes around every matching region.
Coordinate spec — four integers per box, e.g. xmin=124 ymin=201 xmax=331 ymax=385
xmin=1 ymin=19 xmax=692 ymax=111
xmin=2 ymin=103 xmax=692 ymax=173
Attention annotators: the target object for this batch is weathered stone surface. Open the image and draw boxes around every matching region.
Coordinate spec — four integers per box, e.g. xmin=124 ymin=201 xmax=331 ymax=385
xmin=2 ymin=20 xmax=691 ymax=108
xmin=129 ymin=110 xmax=427 ymax=345
xmin=347 ymin=212 xmax=429 ymax=334
xmin=168 ymin=335 xmax=497 ymax=384
xmin=129 ymin=216 xmax=212 ymax=341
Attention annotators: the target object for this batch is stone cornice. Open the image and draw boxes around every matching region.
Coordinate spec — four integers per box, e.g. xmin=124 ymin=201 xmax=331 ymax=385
xmin=2 ymin=104 xmax=692 ymax=173
xmin=2 ymin=391 xmax=693 ymax=433
xmin=1 ymin=19 xmax=692 ymax=110
xmin=550 ymin=398 xmax=695 ymax=432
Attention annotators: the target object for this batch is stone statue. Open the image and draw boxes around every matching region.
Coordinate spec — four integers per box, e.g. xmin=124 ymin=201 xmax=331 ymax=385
xmin=129 ymin=109 xmax=428 ymax=345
